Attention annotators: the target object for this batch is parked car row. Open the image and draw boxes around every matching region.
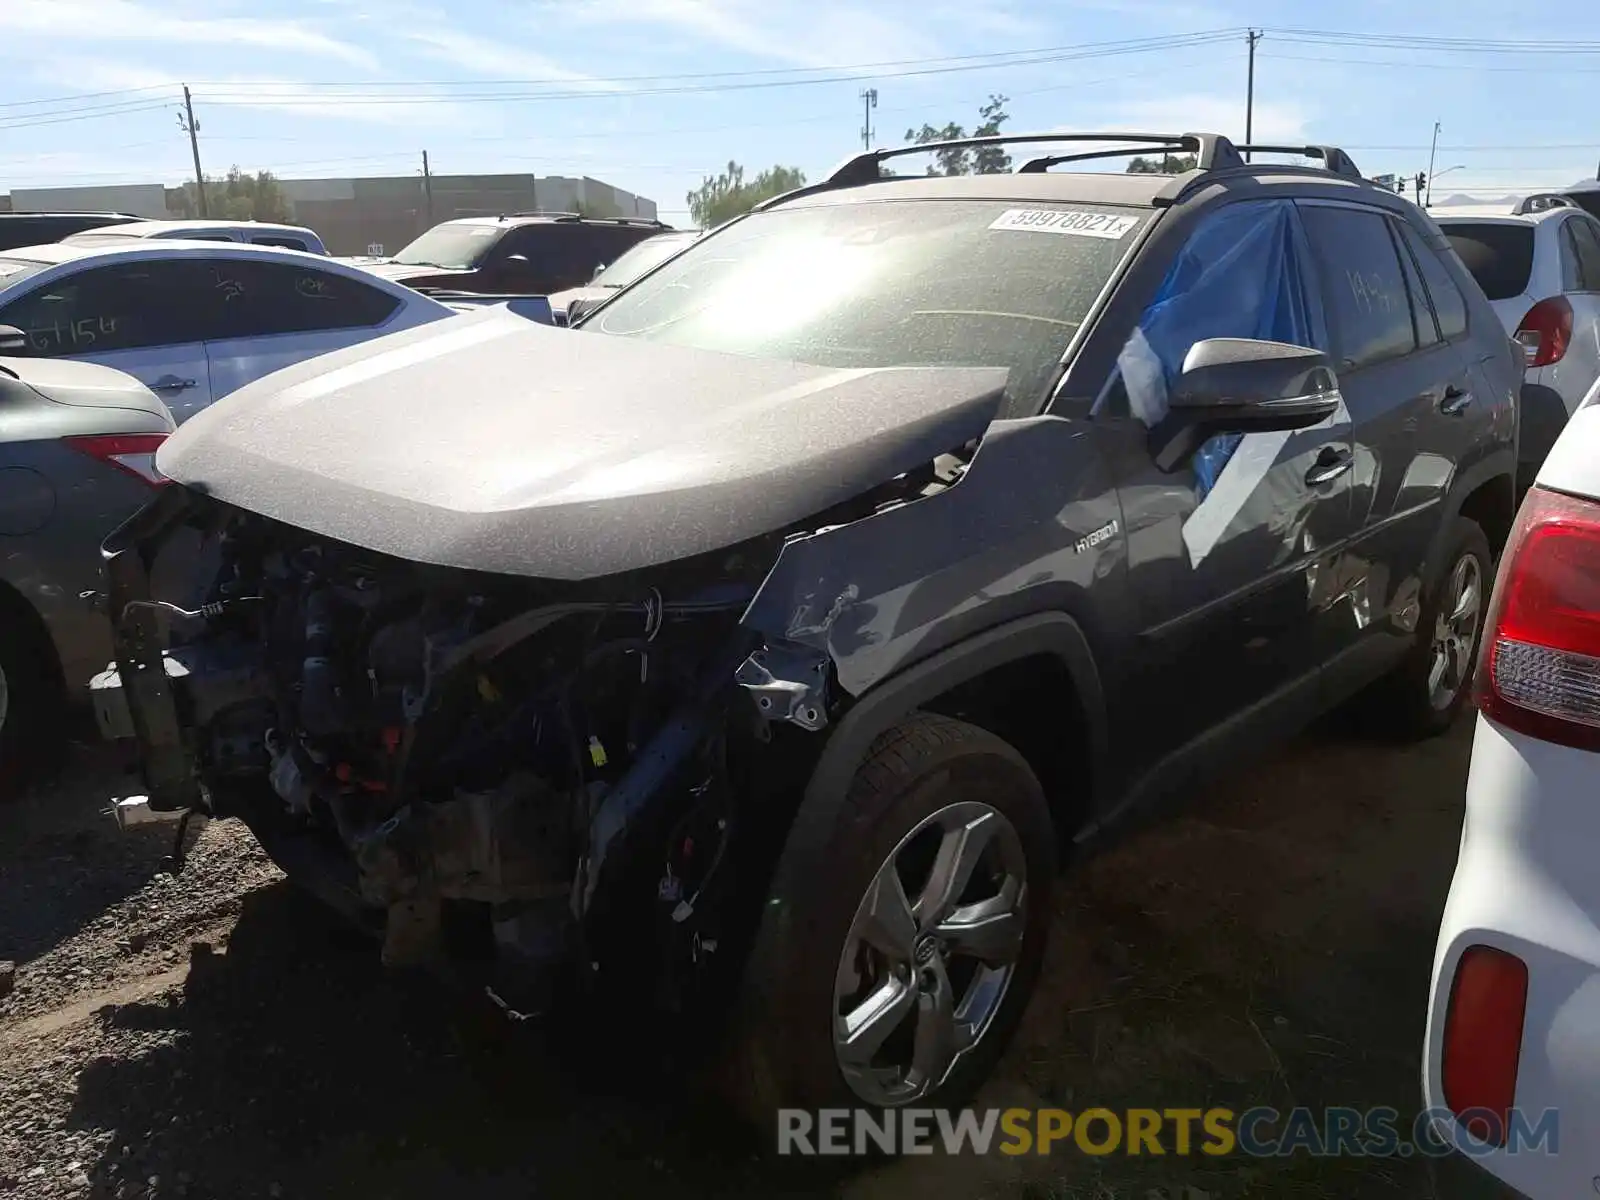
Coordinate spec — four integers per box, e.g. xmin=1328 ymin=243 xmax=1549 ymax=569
xmin=0 ymin=212 xmax=706 ymax=790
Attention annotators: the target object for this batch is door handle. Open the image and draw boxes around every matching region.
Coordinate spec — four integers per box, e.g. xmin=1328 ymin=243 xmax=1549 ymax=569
xmin=148 ymin=376 xmax=196 ymax=394
xmin=1440 ymin=384 xmax=1473 ymax=416
xmin=1305 ymin=446 xmax=1354 ymax=487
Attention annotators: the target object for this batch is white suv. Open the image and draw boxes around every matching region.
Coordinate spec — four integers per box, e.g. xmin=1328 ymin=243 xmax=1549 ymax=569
xmin=1422 ymin=375 xmax=1600 ymax=1197
xmin=1433 ymin=199 xmax=1600 ymax=486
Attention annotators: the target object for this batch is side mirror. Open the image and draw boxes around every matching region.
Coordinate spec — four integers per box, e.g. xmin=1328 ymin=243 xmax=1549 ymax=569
xmin=0 ymin=325 xmax=28 ymax=354
xmin=1149 ymin=337 xmax=1342 ymax=472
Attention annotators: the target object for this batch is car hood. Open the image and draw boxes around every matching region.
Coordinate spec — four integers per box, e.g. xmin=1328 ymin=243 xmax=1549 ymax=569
xmin=0 ymin=355 xmax=173 ymax=423
xmin=156 ymin=307 xmax=1006 ymax=580
xmin=357 ymin=262 xmax=472 ymax=283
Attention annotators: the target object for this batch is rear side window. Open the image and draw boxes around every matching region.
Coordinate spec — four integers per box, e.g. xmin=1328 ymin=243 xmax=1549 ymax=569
xmin=1440 ymin=223 xmax=1534 ymax=301
xmin=1300 ymin=205 xmax=1416 ymax=370
xmin=1565 ymin=218 xmax=1600 ymax=291
xmin=252 ymin=236 xmax=310 ymax=252
xmin=1391 ymin=223 xmax=1440 ymax=348
xmin=1396 ymin=221 xmax=1469 ymax=340
xmin=0 ymin=260 xmax=216 ymax=354
xmin=203 ymin=260 xmax=401 ymax=338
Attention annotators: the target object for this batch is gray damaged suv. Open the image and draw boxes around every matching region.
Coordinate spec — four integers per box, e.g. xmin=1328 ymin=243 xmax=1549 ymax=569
xmin=93 ymin=132 xmax=1519 ymax=1119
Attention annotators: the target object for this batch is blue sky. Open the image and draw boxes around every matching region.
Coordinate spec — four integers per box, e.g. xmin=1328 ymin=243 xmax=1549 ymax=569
xmin=0 ymin=0 xmax=1596 ymax=221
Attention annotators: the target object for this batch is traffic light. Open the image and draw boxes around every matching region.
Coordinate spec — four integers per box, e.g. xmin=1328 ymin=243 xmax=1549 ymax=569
xmin=1416 ymin=172 xmax=1427 ymax=195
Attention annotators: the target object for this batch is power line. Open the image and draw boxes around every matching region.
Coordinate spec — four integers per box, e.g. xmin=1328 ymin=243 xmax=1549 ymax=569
xmin=1268 ymin=28 xmax=1600 ymax=53
xmin=1266 ymin=50 xmax=1600 ymax=74
xmin=0 ymin=30 xmax=1243 ymax=120
xmin=0 ymin=84 xmax=175 ymax=110
xmin=187 ymin=31 xmax=1248 ymax=89
xmin=0 ymin=100 xmax=174 ymax=132
xmin=183 ymin=32 xmax=1243 ymax=107
xmin=186 ymin=55 xmax=1236 ymax=146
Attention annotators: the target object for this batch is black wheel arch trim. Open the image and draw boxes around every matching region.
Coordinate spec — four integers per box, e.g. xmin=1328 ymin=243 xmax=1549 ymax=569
xmin=1429 ymin=449 xmax=1518 ymax=577
xmin=740 ymin=610 xmax=1106 ymax=988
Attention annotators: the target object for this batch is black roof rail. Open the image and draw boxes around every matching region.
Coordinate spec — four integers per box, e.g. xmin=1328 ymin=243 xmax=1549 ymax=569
xmin=549 ymin=214 xmax=670 ymax=227
xmin=757 ymin=132 xmax=1244 ymax=209
xmin=1232 ymin=144 xmax=1362 ymax=179
xmin=1016 ymin=137 xmax=1223 ymax=173
xmin=1514 ymin=193 xmax=1577 ymax=214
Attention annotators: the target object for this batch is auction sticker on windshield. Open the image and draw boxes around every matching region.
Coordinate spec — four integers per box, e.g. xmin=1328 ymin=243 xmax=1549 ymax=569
xmin=989 ymin=209 xmax=1140 ymax=238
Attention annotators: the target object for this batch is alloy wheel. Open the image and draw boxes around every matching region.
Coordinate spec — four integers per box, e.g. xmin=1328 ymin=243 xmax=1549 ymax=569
xmin=1429 ymin=552 xmax=1484 ymax=710
xmin=832 ymin=799 xmax=1028 ymax=1107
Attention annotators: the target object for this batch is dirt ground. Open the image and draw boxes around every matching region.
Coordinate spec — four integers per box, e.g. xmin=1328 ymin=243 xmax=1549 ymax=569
xmin=0 ymin=716 xmax=1497 ymax=1200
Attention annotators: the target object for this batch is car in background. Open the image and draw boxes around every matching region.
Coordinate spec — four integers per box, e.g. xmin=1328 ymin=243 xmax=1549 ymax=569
xmin=350 ymin=212 xmax=671 ymax=296
xmin=1433 ymin=199 xmax=1600 ymax=486
xmin=547 ymin=229 xmax=699 ymax=325
xmin=0 ymin=240 xmax=456 ymax=422
xmin=0 ymin=356 xmax=175 ymax=791
xmin=0 ymin=212 xmax=139 ymax=251
xmin=63 ymin=219 xmax=329 ymax=255
xmin=1421 ymin=375 xmax=1600 ymax=1200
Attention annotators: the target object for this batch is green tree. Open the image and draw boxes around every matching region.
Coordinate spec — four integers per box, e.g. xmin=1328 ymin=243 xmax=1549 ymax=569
xmin=686 ymin=162 xmax=806 ymax=228
xmin=905 ymin=94 xmax=1012 ymax=175
xmin=1126 ymin=153 xmax=1198 ymax=175
xmin=172 ymin=167 xmax=293 ymax=222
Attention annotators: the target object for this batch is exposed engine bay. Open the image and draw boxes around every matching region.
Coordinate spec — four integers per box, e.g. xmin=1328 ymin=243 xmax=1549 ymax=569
xmin=88 ymin=422 xmax=980 ymax=1014
xmin=90 ymin=488 xmax=865 ymax=1011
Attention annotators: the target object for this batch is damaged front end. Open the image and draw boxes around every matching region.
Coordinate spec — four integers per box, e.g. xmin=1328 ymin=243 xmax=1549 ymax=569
xmin=92 ymin=485 xmax=842 ymax=1012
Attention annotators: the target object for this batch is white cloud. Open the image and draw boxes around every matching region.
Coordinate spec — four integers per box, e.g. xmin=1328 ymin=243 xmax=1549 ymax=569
xmin=0 ymin=0 xmax=374 ymax=67
xmin=1092 ymin=93 xmax=1311 ymax=144
xmin=556 ymin=0 xmax=943 ymax=70
xmin=404 ymin=28 xmax=616 ymax=90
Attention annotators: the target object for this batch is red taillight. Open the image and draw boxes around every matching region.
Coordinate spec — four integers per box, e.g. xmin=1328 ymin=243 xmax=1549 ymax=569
xmin=1475 ymin=486 xmax=1600 ymax=749
xmin=1441 ymin=945 xmax=1528 ymax=1145
xmin=1515 ymin=295 xmax=1573 ymax=367
xmin=64 ymin=433 xmax=169 ymax=487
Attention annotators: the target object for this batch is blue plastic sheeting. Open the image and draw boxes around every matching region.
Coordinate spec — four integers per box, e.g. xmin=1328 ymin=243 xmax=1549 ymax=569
xmin=1119 ymin=200 xmax=1320 ymax=499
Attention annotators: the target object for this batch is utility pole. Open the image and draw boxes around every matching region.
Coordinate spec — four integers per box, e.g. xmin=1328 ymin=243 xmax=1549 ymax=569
xmin=421 ymin=150 xmax=434 ymax=225
xmin=1244 ymin=29 xmax=1261 ymax=161
xmin=179 ymin=85 xmax=207 ymax=218
xmin=1426 ymin=121 xmax=1441 ymax=209
xmin=860 ymin=87 xmax=878 ymax=149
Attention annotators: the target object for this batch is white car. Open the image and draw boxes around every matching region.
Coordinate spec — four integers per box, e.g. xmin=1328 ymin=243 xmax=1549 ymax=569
xmin=0 ymin=241 xmax=454 ymax=421
xmin=1422 ymin=375 xmax=1600 ymax=1197
xmin=1433 ymin=200 xmax=1600 ymax=485
xmin=62 ymin=218 xmax=329 ymax=256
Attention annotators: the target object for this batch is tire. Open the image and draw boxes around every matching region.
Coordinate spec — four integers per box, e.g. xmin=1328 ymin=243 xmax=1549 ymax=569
xmin=1369 ymin=516 xmax=1493 ymax=739
xmin=0 ymin=617 xmax=59 ymax=799
xmin=722 ymin=711 xmax=1057 ymax=1125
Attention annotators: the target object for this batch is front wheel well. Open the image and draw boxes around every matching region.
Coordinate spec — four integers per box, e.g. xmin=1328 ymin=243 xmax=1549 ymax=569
xmin=918 ymin=652 xmax=1092 ymax=851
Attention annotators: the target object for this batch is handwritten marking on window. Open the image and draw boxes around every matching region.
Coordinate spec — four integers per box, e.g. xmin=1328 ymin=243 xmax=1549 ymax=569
xmin=27 ymin=315 xmax=118 ymax=351
xmin=1345 ymin=269 xmax=1397 ymax=315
